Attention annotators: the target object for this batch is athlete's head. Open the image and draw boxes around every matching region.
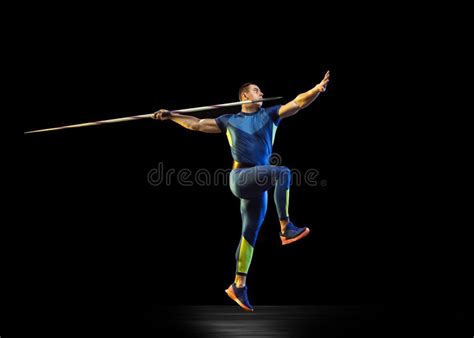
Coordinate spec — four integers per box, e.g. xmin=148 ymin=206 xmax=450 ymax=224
xmin=239 ymin=83 xmax=264 ymax=108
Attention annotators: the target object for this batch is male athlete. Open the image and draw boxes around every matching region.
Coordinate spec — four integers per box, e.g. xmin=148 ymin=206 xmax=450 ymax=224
xmin=153 ymin=71 xmax=330 ymax=311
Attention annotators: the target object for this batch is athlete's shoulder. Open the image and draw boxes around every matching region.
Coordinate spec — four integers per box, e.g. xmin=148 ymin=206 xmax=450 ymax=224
xmin=263 ymin=105 xmax=281 ymax=122
xmin=215 ymin=113 xmax=235 ymax=132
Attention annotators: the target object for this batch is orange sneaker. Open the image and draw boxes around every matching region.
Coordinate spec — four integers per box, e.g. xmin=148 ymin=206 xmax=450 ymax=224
xmin=280 ymin=223 xmax=310 ymax=245
xmin=225 ymin=283 xmax=254 ymax=312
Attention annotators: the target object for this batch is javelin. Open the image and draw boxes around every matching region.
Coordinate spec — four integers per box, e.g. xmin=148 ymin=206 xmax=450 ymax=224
xmin=24 ymin=97 xmax=283 ymax=134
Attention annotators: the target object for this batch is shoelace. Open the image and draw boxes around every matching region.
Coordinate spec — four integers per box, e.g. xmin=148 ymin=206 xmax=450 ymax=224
xmin=283 ymin=223 xmax=303 ymax=237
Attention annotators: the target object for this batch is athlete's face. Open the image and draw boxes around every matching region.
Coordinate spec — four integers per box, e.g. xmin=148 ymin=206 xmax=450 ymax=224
xmin=243 ymin=85 xmax=264 ymax=106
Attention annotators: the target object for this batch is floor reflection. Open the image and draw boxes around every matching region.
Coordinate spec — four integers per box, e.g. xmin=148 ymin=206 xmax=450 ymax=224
xmin=144 ymin=305 xmax=386 ymax=337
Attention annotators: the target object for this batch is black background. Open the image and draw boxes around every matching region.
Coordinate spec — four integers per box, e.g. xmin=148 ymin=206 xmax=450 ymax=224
xmin=21 ymin=9 xmax=468 ymax=336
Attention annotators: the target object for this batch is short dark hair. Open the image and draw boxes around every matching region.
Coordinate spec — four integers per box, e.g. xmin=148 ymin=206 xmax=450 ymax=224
xmin=238 ymin=82 xmax=255 ymax=101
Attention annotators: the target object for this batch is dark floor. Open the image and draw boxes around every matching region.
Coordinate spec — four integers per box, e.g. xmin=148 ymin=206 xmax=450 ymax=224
xmin=142 ymin=304 xmax=470 ymax=338
xmin=144 ymin=305 xmax=393 ymax=337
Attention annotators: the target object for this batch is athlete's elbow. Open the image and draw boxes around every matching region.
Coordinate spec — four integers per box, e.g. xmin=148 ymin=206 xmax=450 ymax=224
xmin=293 ymin=98 xmax=305 ymax=109
xmin=190 ymin=123 xmax=201 ymax=131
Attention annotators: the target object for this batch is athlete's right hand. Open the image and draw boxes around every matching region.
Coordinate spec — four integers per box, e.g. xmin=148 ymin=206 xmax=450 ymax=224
xmin=152 ymin=109 xmax=171 ymax=120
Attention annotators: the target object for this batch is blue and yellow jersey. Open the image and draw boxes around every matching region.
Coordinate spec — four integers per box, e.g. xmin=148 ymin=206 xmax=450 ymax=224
xmin=215 ymin=105 xmax=282 ymax=165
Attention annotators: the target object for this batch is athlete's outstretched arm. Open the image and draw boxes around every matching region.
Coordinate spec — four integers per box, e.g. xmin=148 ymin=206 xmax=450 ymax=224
xmin=153 ymin=110 xmax=221 ymax=133
xmin=278 ymin=71 xmax=330 ymax=119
